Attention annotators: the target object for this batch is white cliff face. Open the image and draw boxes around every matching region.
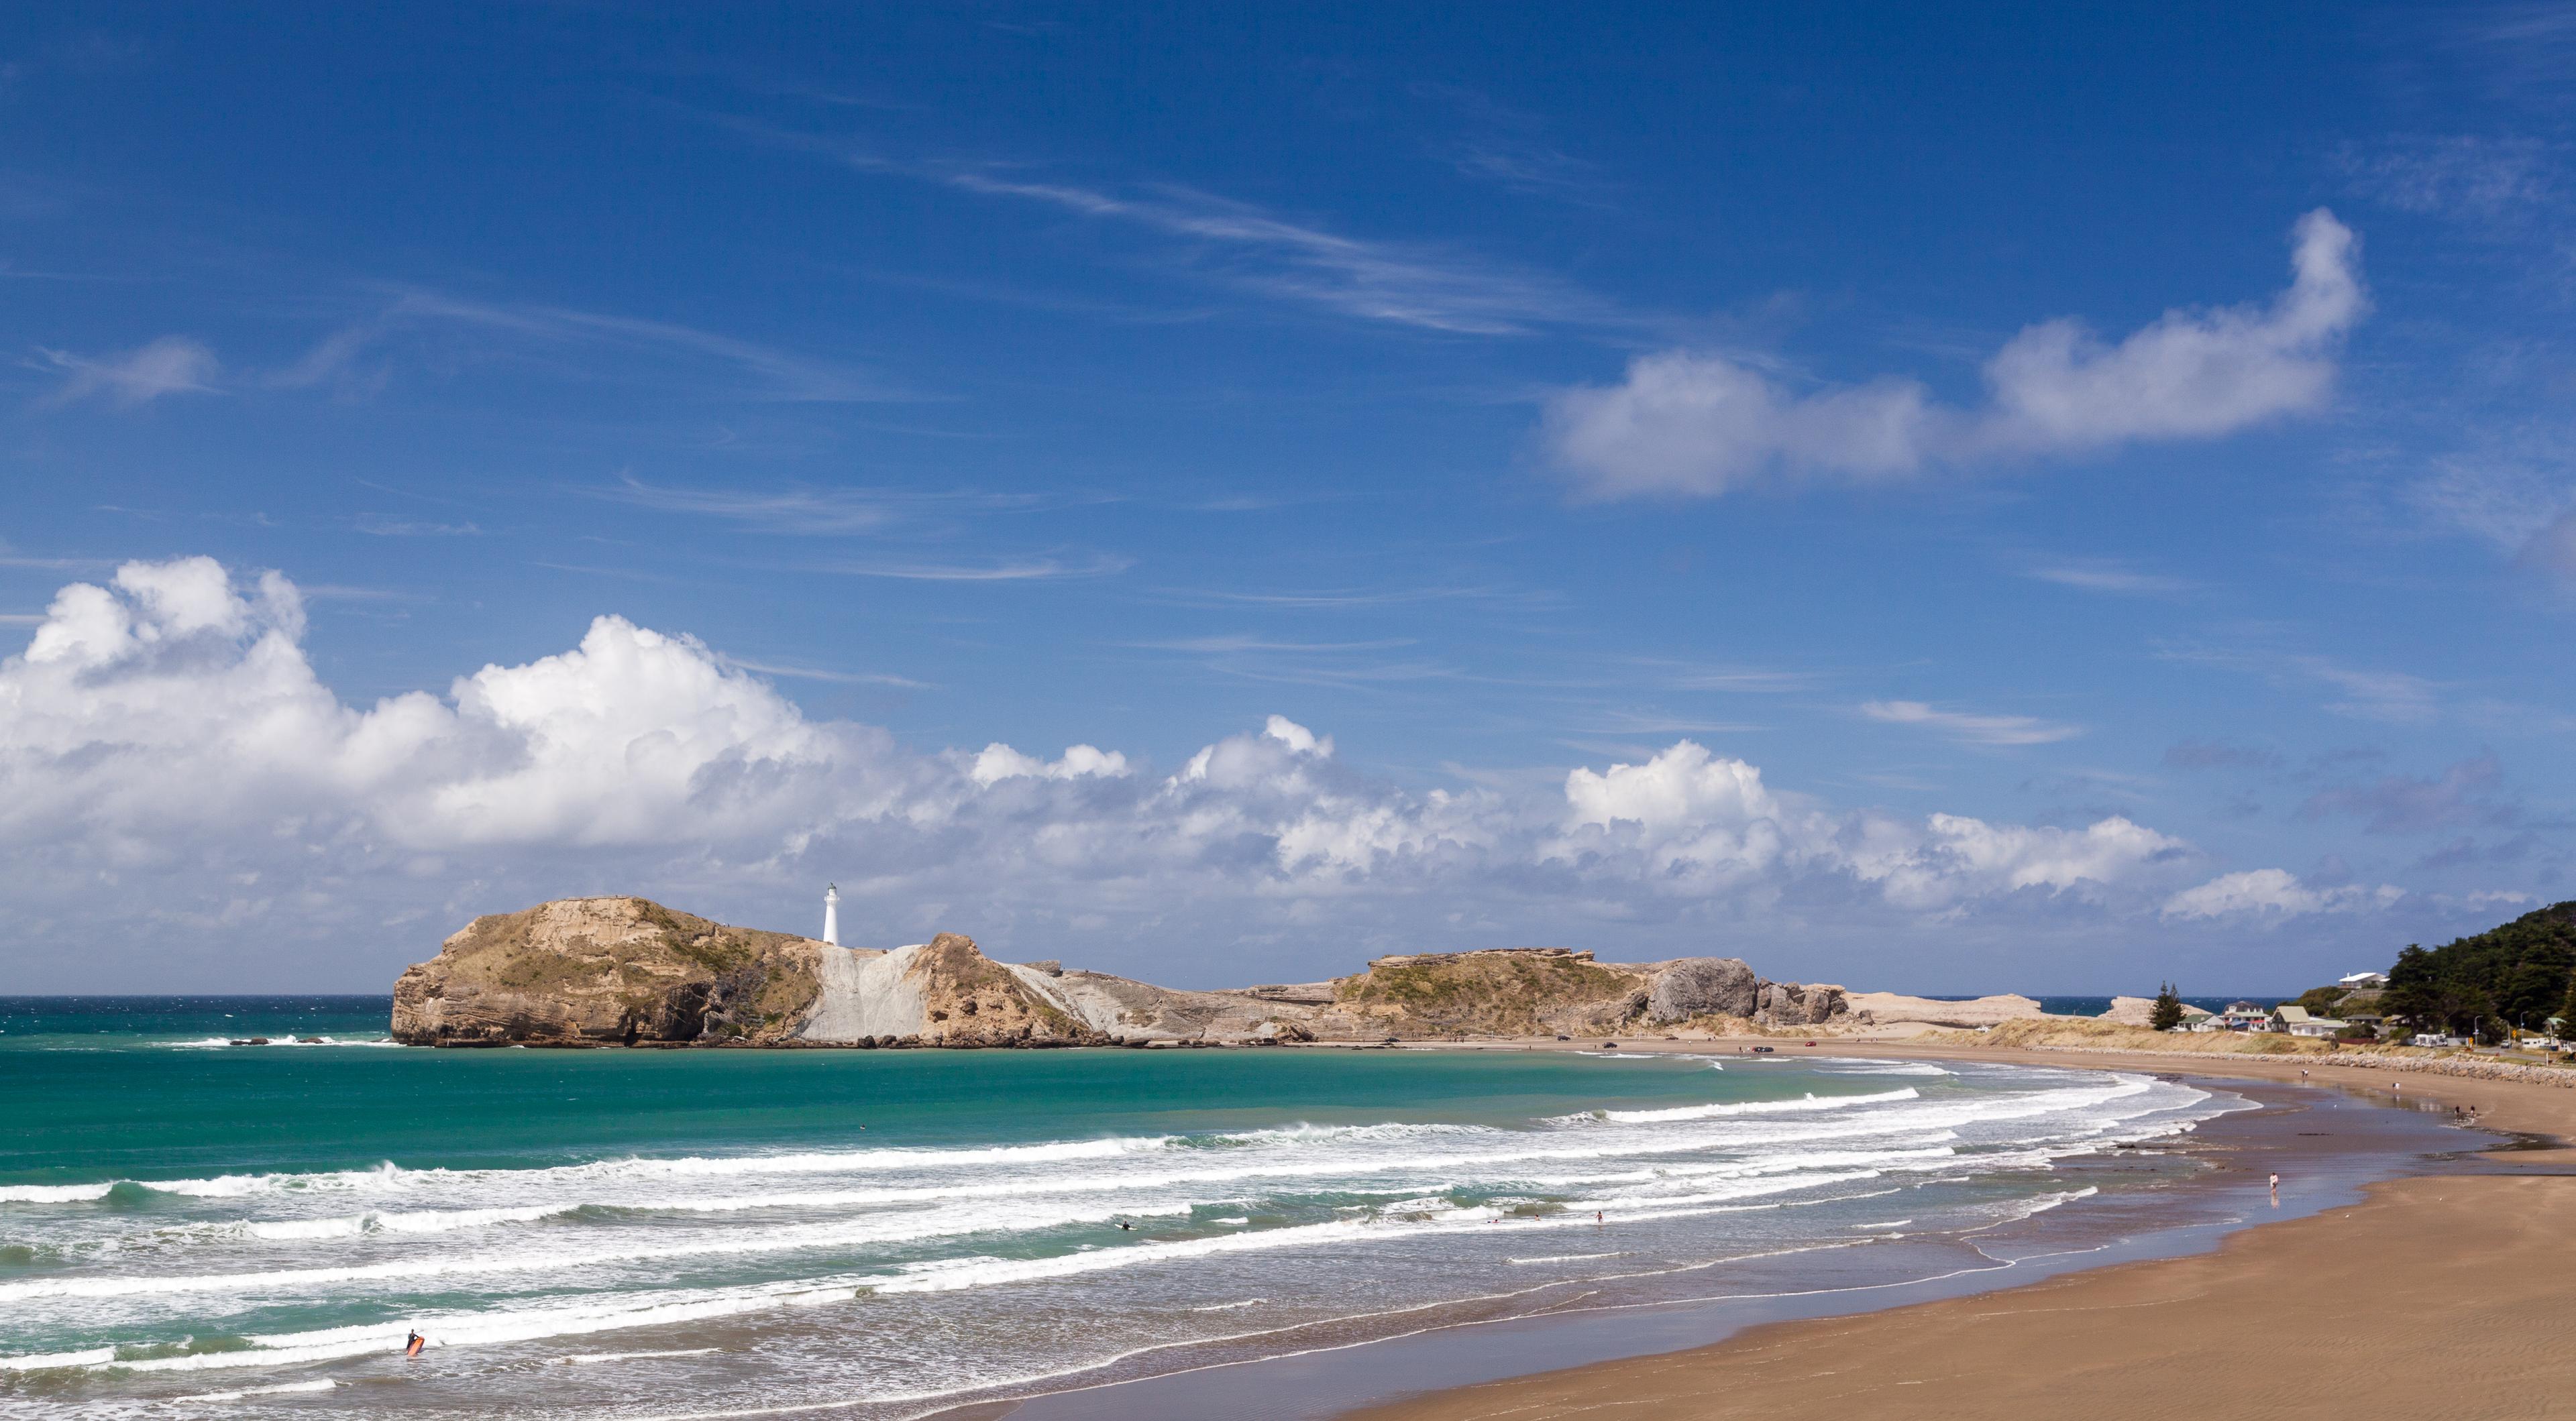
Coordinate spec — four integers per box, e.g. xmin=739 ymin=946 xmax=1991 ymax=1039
xmin=798 ymin=944 xmax=921 ymax=1041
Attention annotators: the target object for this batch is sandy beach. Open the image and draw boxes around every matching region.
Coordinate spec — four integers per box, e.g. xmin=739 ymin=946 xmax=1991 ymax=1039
xmin=1347 ymin=1043 xmax=2576 ymax=1421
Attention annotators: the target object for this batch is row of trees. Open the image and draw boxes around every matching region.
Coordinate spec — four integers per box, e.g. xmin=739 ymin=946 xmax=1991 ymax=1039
xmin=2382 ymin=901 xmax=2576 ymax=1041
xmin=2143 ymin=903 xmax=2576 ymax=1040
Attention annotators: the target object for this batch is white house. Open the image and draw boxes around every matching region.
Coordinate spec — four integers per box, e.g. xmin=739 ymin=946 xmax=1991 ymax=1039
xmin=2339 ymin=971 xmax=2390 ymax=988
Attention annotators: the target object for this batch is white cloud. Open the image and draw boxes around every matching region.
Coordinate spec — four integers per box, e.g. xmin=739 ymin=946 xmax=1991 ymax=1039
xmin=1866 ymin=814 xmax=2189 ymax=911
xmin=40 ymin=336 xmax=220 ymax=407
xmin=2162 ymin=868 xmax=2403 ymax=920
xmin=1860 ymin=699 xmax=2082 ymax=746
xmin=970 ymin=743 xmax=1132 ymax=786
xmin=1546 ymin=211 xmax=2365 ymax=498
xmin=2 ymin=557 xmax=2308 ymax=985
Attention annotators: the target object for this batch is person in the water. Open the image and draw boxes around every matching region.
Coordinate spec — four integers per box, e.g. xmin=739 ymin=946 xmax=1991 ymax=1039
xmin=405 ymin=1331 xmax=425 ymax=1358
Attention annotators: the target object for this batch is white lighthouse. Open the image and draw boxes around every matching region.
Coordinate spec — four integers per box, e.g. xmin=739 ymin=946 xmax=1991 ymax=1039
xmin=822 ymin=883 xmax=840 ymax=946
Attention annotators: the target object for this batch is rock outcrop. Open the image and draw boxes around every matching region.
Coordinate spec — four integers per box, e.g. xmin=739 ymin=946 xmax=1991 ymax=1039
xmin=1646 ymin=957 xmax=1760 ymax=1023
xmin=1752 ymin=980 xmax=1848 ymax=1027
xmin=392 ymin=898 xmax=1854 ymax=1047
xmin=390 ymin=897 xmax=829 ymax=1046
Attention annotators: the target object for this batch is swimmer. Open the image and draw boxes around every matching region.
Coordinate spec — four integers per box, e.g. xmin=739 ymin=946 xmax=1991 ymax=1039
xmin=1595 ymin=1211 xmax=1604 ymax=1223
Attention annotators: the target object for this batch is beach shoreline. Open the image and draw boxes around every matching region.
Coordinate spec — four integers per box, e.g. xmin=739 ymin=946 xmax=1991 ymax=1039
xmin=1322 ymin=1039 xmax=2576 ymax=1421
xmin=943 ymin=1042 xmax=2498 ymax=1421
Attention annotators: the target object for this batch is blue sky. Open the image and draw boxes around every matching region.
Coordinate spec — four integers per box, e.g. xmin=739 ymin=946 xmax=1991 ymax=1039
xmin=3 ymin=3 xmax=2571 ymax=994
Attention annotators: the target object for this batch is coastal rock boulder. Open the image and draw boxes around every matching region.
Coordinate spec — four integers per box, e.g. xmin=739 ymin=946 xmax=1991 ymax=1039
xmin=1751 ymin=980 xmax=1849 ymax=1027
xmin=1644 ymin=957 xmax=1760 ymax=1023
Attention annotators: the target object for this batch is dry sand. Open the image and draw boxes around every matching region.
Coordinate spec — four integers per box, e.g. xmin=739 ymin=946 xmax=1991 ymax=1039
xmin=1347 ymin=1043 xmax=2576 ymax=1421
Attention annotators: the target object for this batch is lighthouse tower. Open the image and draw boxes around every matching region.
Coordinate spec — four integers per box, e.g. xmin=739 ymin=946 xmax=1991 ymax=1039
xmin=822 ymin=884 xmax=840 ymax=946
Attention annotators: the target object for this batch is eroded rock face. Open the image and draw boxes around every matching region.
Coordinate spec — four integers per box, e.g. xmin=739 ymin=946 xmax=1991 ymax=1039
xmin=907 ymin=933 xmax=1099 ymax=1046
xmin=1751 ymin=980 xmax=1848 ymax=1027
xmin=1644 ymin=958 xmax=1760 ymax=1023
xmin=390 ymin=897 xmax=826 ymax=1047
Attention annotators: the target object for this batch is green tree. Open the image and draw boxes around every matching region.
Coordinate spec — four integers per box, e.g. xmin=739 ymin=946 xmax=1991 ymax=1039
xmin=2149 ymin=982 xmax=2184 ymax=1032
xmin=2294 ymin=985 xmax=2349 ymax=1016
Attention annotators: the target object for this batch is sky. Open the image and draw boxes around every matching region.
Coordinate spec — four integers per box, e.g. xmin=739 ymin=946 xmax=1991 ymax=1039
xmin=3 ymin=2 xmax=2572 ymax=995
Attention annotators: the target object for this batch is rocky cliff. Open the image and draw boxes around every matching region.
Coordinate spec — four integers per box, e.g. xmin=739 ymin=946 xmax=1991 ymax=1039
xmin=391 ymin=897 xmax=1851 ymax=1047
xmin=390 ymin=897 xmax=830 ymax=1046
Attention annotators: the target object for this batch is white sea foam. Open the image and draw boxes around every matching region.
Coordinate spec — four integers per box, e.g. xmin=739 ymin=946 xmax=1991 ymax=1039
xmin=1569 ymin=1086 xmax=1921 ymax=1124
xmin=0 ymin=1345 xmax=115 ymax=1371
xmin=1188 ymin=1298 xmax=1265 ymax=1311
xmin=171 ymin=1378 xmax=337 ymax=1401
xmin=0 ymin=1182 xmax=114 ymax=1204
xmin=0 ymin=1199 xmax=1199 ymax=1302
xmin=552 ymin=1347 xmax=719 ymax=1364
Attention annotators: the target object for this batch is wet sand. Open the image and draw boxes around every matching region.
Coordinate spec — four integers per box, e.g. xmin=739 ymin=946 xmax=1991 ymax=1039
xmin=1344 ymin=1043 xmax=2576 ymax=1421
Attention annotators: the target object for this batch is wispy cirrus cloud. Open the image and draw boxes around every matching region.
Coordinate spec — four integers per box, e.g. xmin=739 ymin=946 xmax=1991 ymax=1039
xmin=1860 ymin=699 xmax=2083 ymax=746
xmin=930 ymin=170 xmax=1621 ymax=335
xmin=2339 ymin=134 xmax=2563 ymax=225
xmin=1126 ymin=635 xmax=1418 ymax=655
xmin=2021 ymin=558 xmax=2196 ymax=595
xmin=272 ymin=290 xmax=912 ymax=405
xmin=598 ymin=476 xmax=1111 ymax=535
xmin=2159 ymin=642 xmax=2444 ymax=725
xmin=717 ymin=655 xmax=936 ymax=689
xmin=807 ymin=553 xmax=1134 ymax=582
xmin=38 ymin=337 xmax=220 ymax=408
xmin=727 ymin=115 xmax=1629 ymax=339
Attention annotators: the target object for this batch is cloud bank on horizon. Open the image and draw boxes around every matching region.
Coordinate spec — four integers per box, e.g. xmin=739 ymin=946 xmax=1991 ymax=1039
xmin=1 ymin=557 xmax=2418 ymax=989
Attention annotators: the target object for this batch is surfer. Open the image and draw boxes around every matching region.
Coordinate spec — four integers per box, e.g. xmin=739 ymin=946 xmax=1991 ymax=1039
xmin=405 ymin=1330 xmax=425 ymax=1358
xmin=1117 ymin=1220 xmax=1134 ymax=1231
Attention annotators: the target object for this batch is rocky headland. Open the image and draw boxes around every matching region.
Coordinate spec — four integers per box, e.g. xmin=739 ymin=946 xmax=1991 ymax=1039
xmin=388 ymin=896 xmax=1866 ymax=1048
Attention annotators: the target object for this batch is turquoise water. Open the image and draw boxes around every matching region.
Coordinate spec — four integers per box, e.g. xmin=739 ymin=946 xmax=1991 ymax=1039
xmin=0 ymin=999 xmax=2229 ymax=1418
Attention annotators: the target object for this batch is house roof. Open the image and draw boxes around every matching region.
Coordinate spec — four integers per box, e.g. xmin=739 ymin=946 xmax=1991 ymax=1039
xmin=2275 ymin=1005 xmax=2312 ymax=1023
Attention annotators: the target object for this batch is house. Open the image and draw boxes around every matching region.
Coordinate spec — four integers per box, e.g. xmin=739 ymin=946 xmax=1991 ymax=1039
xmin=2194 ymin=1001 xmax=2273 ymax=1032
xmin=2269 ymin=1005 xmax=2312 ymax=1033
xmin=2339 ymin=971 xmax=2390 ymax=988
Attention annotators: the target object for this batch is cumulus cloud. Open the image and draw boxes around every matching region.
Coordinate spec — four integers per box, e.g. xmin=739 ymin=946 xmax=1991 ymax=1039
xmin=1546 ymin=210 xmax=2365 ymax=498
xmin=2162 ymin=868 xmax=2403 ymax=920
xmin=39 ymin=336 xmax=221 ymax=407
xmin=1 ymin=557 xmax=2287 ymax=985
xmin=969 ymin=742 xmax=1132 ymax=786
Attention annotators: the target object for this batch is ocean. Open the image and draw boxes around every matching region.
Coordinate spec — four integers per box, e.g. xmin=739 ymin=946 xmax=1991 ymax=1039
xmin=1 ymin=997 xmax=2239 ymax=1418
